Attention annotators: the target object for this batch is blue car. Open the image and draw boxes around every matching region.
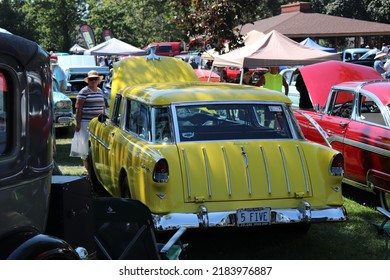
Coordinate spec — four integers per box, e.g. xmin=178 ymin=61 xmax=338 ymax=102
xmin=53 ymin=78 xmax=74 ymax=128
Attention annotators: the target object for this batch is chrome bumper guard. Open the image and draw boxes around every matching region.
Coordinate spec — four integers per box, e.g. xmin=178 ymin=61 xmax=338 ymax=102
xmin=152 ymin=201 xmax=347 ymax=231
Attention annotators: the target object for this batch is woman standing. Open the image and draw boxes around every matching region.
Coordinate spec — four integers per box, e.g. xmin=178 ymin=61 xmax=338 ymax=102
xmin=72 ymin=70 xmax=105 ymax=173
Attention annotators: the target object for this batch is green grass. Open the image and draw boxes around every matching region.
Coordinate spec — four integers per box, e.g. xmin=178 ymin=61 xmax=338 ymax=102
xmin=54 ymin=127 xmax=389 ymax=259
xmin=55 ymin=127 xmax=85 ymax=175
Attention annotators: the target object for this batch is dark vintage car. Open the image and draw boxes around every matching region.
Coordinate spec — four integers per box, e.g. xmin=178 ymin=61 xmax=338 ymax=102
xmin=0 ymin=31 xmax=82 ymax=259
xmin=293 ymin=61 xmax=390 ymax=210
xmin=88 ymin=56 xmax=347 ymax=232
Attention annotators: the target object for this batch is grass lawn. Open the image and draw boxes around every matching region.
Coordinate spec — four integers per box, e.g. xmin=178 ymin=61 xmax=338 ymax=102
xmin=54 ymin=127 xmax=389 ymax=260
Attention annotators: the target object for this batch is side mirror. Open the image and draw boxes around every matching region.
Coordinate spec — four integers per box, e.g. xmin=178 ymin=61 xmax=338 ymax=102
xmin=98 ymin=114 xmax=108 ymax=123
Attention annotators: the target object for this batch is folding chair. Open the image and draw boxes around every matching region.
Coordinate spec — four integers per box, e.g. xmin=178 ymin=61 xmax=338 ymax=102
xmin=372 ymin=207 xmax=390 ymax=259
xmin=93 ymin=197 xmax=187 ymax=260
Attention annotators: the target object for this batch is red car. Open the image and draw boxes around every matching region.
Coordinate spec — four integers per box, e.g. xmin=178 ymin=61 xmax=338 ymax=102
xmin=294 ymin=61 xmax=390 ymax=210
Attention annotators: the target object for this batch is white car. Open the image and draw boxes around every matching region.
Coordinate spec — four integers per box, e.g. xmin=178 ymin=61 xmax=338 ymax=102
xmin=280 ymin=68 xmax=300 ymax=108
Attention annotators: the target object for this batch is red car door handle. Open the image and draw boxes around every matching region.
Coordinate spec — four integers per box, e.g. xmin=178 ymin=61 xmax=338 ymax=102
xmin=339 ymin=122 xmax=348 ymax=128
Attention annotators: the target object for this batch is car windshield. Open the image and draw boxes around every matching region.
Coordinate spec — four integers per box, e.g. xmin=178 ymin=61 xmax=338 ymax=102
xmin=174 ymin=103 xmax=293 ymax=142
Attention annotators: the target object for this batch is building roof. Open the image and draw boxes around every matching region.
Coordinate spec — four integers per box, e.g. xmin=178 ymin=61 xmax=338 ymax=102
xmin=240 ymin=2 xmax=390 ymax=39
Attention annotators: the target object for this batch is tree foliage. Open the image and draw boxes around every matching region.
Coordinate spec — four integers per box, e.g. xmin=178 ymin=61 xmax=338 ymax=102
xmin=2 ymin=0 xmax=390 ymax=52
xmin=86 ymin=0 xmax=182 ymax=48
xmin=21 ymin=0 xmax=86 ymax=51
xmin=172 ymin=0 xmax=286 ymax=52
xmin=0 ymin=0 xmax=34 ymax=39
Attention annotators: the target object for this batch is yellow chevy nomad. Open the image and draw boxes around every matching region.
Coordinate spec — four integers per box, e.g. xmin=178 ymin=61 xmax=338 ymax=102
xmin=88 ymin=56 xmax=347 ymax=231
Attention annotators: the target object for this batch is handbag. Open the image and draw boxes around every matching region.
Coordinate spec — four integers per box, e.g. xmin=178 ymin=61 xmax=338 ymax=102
xmin=69 ymin=131 xmax=88 ymax=157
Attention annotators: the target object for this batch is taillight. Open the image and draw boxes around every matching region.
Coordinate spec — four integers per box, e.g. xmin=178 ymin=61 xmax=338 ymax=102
xmin=153 ymin=159 xmax=169 ymax=182
xmin=330 ymin=153 xmax=344 ymax=176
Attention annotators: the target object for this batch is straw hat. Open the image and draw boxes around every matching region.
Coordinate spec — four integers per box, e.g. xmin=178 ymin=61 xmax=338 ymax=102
xmin=374 ymin=51 xmax=386 ymax=60
xmin=84 ymin=70 xmax=104 ymax=83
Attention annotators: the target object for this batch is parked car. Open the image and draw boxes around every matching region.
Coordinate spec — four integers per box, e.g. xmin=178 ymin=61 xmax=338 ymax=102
xmin=88 ymin=56 xmax=347 ymax=232
xmin=223 ymin=66 xmax=241 ymax=83
xmin=52 ymin=78 xmax=74 ymax=128
xmin=280 ymin=67 xmax=300 ymax=108
xmin=0 ymin=30 xmax=84 ymax=259
xmin=341 ymin=48 xmax=370 ymax=62
xmin=293 ymin=61 xmax=390 ymax=210
xmin=144 ymin=42 xmax=187 ymax=57
xmin=57 ymin=55 xmax=110 ymax=109
xmin=346 ymin=48 xmax=379 ymax=67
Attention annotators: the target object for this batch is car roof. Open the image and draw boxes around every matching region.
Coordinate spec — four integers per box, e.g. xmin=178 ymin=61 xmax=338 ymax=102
xmin=0 ymin=32 xmax=40 ymax=67
xmin=121 ymin=82 xmax=292 ymax=106
xmin=336 ymin=80 xmax=390 ymax=105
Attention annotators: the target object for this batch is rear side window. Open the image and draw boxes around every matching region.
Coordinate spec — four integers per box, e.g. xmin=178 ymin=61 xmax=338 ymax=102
xmin=159 ymin=45 xmax=172 ymax=53
xmin=0 ymin=71 xmax=9 ymax=155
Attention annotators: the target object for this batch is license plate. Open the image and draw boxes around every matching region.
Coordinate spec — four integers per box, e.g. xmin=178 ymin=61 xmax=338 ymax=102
xmin=236 ymin=207 xmax=271 ymax=226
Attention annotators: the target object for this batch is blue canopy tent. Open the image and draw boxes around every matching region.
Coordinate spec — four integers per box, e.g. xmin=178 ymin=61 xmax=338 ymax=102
xmin=300 ymin=37 xmax=336 ymax=53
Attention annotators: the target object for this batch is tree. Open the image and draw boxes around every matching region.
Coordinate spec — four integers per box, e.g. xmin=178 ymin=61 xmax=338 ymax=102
xmin=172 ymin=0 xmax=287 ymax=53
xmin=0 ymin=0 xmax=35 ymax=39
xmin=86 ymin=0 xmax=181 ymax=48
xmin=22 ymin=0 xmax=86 ymax=51
xmin=367 ymin=0 xmax=390 ymax=23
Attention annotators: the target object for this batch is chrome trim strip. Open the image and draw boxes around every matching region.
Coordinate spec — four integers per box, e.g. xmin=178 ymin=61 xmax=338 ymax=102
xmin=328 ymin=135 xmax=390 ymax=157
xmin=221 ymin=146 xmax=232 ymax=196
xmin=241 ymin=146 xmax=252 ymax=195
xmin=342 ymin=177 xmax=374 ymax=193
xmin=279 ymin=145 xmax=290 ymax=193
xmin=89 ymin=132 xmax=110 ymax=151
xmin=296 ymin=145 xmax=310 ymax=193
xmin=202 ymin=147 xmax=212 ymax=197
xmin=181 ymin=148 xmax=191 ymax=198
xmin=152 ymin=202 xmax=347 ymax=231
xmin=260 ymin=145 xmax=271 ymax=193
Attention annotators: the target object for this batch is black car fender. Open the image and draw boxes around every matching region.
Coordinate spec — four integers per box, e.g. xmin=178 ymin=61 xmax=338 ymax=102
xmin=2 ymin=228 xmax=80 ymax=260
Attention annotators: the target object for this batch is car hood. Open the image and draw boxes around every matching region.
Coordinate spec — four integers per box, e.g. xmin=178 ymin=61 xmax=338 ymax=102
xmin=299 ymin=61 xmax=383 ymax=108
xmin=53 ymin=90 xmax=71 ymax=102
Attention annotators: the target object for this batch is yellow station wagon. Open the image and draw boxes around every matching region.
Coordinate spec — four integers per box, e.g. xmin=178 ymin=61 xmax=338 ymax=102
xmin=88 ymin=56 xmax=347 ymax=231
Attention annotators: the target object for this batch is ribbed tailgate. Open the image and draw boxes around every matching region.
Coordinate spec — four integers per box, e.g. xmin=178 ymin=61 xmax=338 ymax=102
xmin=177 ymin=141 xmax=312 ymax=202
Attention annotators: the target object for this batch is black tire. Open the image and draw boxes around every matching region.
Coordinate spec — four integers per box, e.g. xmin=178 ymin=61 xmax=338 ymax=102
xmin=379 ymin=190 xmax=390 ymax=211
xmin=87 ymin=146 xmax=105 ymax=195
xmin=121 ymin=176 xmax=131 ymax=198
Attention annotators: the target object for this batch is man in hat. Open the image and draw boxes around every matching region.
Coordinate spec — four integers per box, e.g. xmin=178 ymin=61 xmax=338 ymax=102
xmin=373 ymin=51 xmax=387 ymax=75
xmin=71 ymin=70 xmax=105 ymax=173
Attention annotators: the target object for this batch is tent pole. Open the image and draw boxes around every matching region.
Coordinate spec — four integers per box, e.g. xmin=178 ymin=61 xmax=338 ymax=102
xmin=208 ymin=65 xmax=214 ymax=82
xmin=239 ymin=68 xmax=244 ymax=85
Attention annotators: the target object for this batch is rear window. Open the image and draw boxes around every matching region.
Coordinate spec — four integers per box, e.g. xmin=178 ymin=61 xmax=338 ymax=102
xmin=174 ymin=103 xmax=293 ymax=142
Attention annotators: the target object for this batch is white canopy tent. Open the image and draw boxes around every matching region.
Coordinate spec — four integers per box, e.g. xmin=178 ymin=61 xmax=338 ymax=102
xmin=243 ymin=30 xmax=265 ymax=46
xmin=69 ymin=43 xmax=87 ymax=54
xmin=84 ymin=38 xmax=146 ymax=56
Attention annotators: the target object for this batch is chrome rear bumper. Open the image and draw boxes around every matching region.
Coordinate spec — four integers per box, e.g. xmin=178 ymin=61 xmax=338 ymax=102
xmin=152 ymin=201 xmax=347 ymax=231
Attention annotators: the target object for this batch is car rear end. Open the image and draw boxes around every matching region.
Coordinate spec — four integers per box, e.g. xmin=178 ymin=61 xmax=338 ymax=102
xmin=140 ymin=98 xmax=346 ymax=230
